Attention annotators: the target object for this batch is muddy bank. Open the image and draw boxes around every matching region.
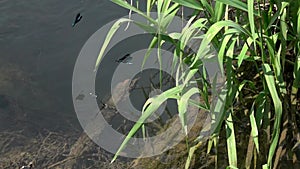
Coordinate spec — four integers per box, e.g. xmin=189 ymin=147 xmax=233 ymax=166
xmin=0 ymin=59 xmax=132 ymax=168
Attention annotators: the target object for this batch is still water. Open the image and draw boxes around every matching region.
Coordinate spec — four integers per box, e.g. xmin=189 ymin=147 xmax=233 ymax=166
xmin=0 ymin=0 xmax=131 ymax=126
xmin=0 ymin=1 xmax=197 ymax=168
xmin=0 ymin=0 xmax=141 ymax=167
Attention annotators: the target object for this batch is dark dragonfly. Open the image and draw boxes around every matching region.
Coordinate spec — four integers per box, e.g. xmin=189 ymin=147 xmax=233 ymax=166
xmin=115 ymin=53 xmax=132 ymax=64
xmin=72 ymin=13 xmax=83 ymax=27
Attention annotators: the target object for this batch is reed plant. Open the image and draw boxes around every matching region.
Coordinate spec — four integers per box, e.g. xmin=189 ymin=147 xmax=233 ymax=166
xmin=95 ymin=0 xmax=300 ymax=168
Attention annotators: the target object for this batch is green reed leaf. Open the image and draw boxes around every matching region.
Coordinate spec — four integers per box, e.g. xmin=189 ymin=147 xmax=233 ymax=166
xmin=216 ymin=0 xmax=258 ymax=15
xmin=225 ymin=110 xmax=237 ymax=167
xmin=178 ymin=87 xmax=200 ymax=135
xmin=95 ymin=18 xmax=132 ymax=71
xmin=111 ymin=85 xmax=183 ymax=163
xmin=171 ymin=0 xmax=203 ymax=11
xmin=262 ymin=64 xmax=282 ymax=168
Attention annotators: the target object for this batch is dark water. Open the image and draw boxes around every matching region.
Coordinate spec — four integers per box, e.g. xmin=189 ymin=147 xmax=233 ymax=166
xmin=0 ymin=0 xmax=195 ymax=130
xmin=0 ymin=0 xmax=130 ymax=127
xmin=0 ymin=1 xmax=207 ymax=168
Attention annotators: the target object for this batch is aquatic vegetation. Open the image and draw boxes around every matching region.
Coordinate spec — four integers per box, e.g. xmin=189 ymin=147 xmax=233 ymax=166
xmin=96 ymin=0 xmax=300 ymax=168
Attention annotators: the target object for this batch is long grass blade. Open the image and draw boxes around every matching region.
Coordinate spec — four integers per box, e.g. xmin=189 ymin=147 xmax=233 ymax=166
xmin=95 ymin=18 xmax=132 ymax=71
xmin=171 ymin=0 xmax=203 ymax=11
xmin=247 ymin=0 xmax=256 ymax=52
xmin=111 ymin=85 xmax=183 ymax=163
xmin=237 ymin=35 xmax=257 ymax=67
xmin=225 ymin=109 xmax=237 ymax=168
xmin=192 ymin=20 xmax=250 ymax=68
xmin=185 ymin=141 xmax=202 ymax=169
xmin=210 ymin=88 xmax=227 ymax=135
xmin=216 ymin=0 xmax=258 ymax=16
xmin=249 ymin=103 xmax=260 ymax=153
xmin=217 ymin=29 xmax=238 ymax=75
xmin=262 ymin=64 xmax=282 ymax=168
xmin=214 ymin=1 xmax=224 ymax=22
xmin=111 ymin=0 xmax=156 ymax=24
xmin=178 ymin=87 xmax=200 ymax=134
xmin=200 ymin=0 xmax=214 ymax=19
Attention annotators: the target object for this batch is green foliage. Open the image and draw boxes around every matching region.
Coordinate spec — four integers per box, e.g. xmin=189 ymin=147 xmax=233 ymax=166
xmin=95 ymin=0 xmax=300 ymax=168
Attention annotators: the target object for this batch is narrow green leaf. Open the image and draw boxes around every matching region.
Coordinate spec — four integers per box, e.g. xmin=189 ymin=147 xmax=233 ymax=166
xmin=237 ymin=36 xmax=255 ymax=67
xmin=238 ymin=80 xmax=257 ymax=92
xmin=278 ymin=3 xmax=289 ymax=39
xmin=255 ymin=92 xmax=266 ymax=127
xmin=225 ymin=110 xmax=237 ymax=167
xmin=217 ymin=29 xmax=238 ymax=75
xmin=188 ymin=99 xmax=209 ymax=111
xmin=171 ymin=0 xmax=203 ymax=11
xmin=214 ymin=1 xmax=224 ymax=22
xmin=226 ymin=38 xmax=236 ymax=59
xmin=95 ymin=18 xmax=132 ymax=71
xmin=262 ymin=164 xmax=269 ymax=169
xmin=293 ymin=55 xmax=300 ymax=89
xmin=178 ymin=87 xmax=200 ymax=135
xmin=183 ymin=69 xmax=198 ymax=87
xmin=146 ymin=0 xmax=155 ymax=17
xmin=249 ymin=103 xmax=260 ymax=153
xmin=162 ymin=4 xmax=180 ymax=28
xmin=157 ymin=0 xmax=164 ymax=16
xmin=211 ymin=88 xmax=227 ymax=135
xmin=111 ymin=0 xmax=156 ymax=24
xmin=200 ymin=0 xmax=214 ymax=19
xmin=141 ymin=37 xmax=158 ymax=70
xmin=185 ymin=142 xmax=203 ymax=169
xmin=262 ymin=64 xmax=283 ymax=168
xmin=297 ymin=8 xmax=300 ymax=36
xmin=247 ymin=0 xmax=256 ymax=51
xmin=192 ymin=20 xmax=250 ymax=68
xmin=111 ymin=85 xmax=183 ymax=162
xmin=216 ymin=0 xmax=259 ymax=16
xmin=161 ymin=0 xmax=172 ymax=13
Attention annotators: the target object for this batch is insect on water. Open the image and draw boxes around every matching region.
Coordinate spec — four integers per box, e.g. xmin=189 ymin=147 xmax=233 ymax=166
xmin=72 ymin=13 xmax=83 ymax=27
xmin=115 ymin=54 xmax=133 ymax=64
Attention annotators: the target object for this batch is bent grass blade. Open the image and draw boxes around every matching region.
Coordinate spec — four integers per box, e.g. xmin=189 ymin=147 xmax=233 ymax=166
xmin=111 ymin=85 xmax=183 ymax=163
xmin=94 ymin=18 xmax=132 ymax=71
